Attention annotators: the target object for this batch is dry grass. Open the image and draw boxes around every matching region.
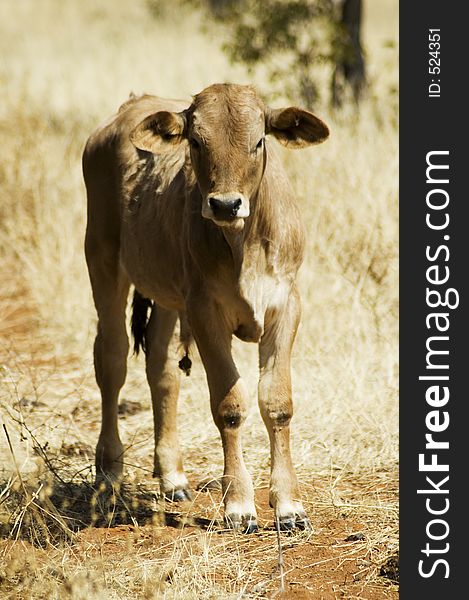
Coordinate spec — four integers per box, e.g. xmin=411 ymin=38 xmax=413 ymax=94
xmin=0 ymin=0 xmax=398 ymax=597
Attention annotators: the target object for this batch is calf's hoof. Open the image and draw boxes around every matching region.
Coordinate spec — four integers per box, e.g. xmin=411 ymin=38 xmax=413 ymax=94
xmin=95 ymin=441 xmax=125 ymax=483
xmin=277 ymin=513 xmax=313 ymax=532
xmin=164 ymin=488 xmax=193 ymax=502
xmin=94 ymin=464 xmax=124 ymax=488
xmin=225 ymin=513 xmax=258 ymax=534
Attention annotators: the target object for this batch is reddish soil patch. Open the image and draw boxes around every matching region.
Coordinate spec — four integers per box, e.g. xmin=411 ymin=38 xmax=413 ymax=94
xmin=1 ymin=478 xmax=397 ymax=598
xmin=57 ymin=484 xmax=397 ymax=599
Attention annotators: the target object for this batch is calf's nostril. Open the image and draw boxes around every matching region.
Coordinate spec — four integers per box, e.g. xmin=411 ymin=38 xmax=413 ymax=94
xmin=231 ymin=198 xmax=242 ymax=215
xmin=209 ymin=198 xmax=219 ymax=212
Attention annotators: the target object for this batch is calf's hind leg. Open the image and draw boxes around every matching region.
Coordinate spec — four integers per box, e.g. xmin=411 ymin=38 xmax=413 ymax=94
xmin=86 ymin=239 xmax=130 ymax=482
xmin=144 ymin=305 xmax=191 ymax=501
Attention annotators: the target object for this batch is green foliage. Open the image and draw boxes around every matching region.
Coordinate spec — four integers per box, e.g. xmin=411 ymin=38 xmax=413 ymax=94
xmin=183 ymin=0 xmax=339 ymax=107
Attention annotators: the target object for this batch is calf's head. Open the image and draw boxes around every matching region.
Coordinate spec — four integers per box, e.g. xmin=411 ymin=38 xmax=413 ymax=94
xmin=130 ymin=84 xmax=329 ymax=228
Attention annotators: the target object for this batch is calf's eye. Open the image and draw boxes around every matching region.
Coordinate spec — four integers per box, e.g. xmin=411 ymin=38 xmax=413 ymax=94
xmin=252 ymin=136 xmax=264 ymax=155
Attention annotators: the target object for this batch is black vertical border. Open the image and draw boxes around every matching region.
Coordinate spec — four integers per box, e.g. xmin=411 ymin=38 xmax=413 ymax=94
xmin=400 ymin=2 xmax=467 ymax=597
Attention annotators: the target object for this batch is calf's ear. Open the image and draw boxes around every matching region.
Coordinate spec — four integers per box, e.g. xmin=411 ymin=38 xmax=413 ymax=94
xmin=266 ymin=107 xmax=329 ymax=148
xmin=130 ymin=111 xmax=187 ymax=153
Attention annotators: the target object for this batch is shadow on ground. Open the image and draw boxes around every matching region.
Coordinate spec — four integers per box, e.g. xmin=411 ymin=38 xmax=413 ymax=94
xmin=0 ymin=477 xmax=217 ymax=546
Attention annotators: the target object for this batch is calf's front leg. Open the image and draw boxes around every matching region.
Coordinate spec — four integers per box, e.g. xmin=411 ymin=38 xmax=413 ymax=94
xmin=259 ymin=288 xmax=311 ymax=530
xmin=188 ymin=298 xmax=257 ymax=532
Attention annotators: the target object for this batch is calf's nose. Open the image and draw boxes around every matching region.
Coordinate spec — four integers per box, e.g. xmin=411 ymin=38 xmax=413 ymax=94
xmin=209 ymin=197 xmax=242 ymax=218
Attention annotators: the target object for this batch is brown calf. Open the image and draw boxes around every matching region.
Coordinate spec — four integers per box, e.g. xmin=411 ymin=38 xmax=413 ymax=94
xmin=82 ymin=83 xmax=329 ymax=532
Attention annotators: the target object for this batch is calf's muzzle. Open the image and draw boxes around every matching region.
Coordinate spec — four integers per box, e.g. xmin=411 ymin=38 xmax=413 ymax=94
xmin=204 ymin=191 xmax=250 ymax=223
xmin=209 ymin=196 xmax=242 ymax=218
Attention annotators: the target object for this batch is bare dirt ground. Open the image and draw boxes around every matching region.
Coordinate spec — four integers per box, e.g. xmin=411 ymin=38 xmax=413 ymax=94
xmin=1 ymin=493 xmax=399 ymax=599
xmin=0 ymin=287 xmax=398 ymax=599
xmin=1 ymin=472 xmax=398 ymax=599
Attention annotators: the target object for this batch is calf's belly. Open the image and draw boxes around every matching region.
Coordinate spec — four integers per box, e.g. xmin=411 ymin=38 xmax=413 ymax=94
xmin=120 ymin=236 xmax=186 ymax=312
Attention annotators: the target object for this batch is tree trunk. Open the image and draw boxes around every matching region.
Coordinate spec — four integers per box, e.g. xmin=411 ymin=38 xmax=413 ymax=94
xmin=332 ymin=0 xmax=366 ymax=107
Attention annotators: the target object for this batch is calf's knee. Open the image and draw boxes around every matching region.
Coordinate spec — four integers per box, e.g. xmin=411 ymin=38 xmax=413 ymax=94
xmin=215 ymin=402 xmax=247 ymax=431
xmin=267 ymin=410 xmax=292 ymax=428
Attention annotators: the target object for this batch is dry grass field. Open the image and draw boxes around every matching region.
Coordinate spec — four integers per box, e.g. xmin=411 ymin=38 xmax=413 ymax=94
xmin=0 ymin=1 xmax=398 ymax=597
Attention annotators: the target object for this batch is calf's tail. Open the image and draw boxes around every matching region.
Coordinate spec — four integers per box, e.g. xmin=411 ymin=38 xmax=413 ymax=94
xmin=131 ymin=289 xmax=153 ymax=355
